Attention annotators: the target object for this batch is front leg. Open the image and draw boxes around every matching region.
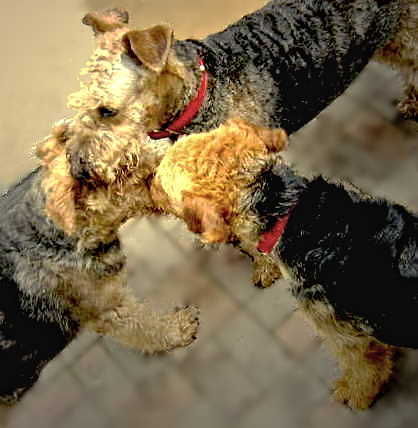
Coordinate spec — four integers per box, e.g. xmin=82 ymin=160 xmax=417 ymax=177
xmin=239 ymin=243 xmax=282 ymax=288
xmin=86 ymin=290 xmax=200 ymax=354
xmin=252 ymin=253 xmax=282 ymax=288
xmin=398 ymin=84 xmax=418 ymax=122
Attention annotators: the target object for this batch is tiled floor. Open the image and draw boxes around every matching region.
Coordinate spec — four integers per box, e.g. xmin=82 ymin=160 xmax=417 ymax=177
xmin=1 ymin=1 xmax=418 ymax=427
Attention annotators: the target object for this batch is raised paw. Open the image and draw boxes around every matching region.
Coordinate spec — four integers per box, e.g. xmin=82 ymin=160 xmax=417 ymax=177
xmin=164 ymin=305 xmax=200 ymax=351
xmin=252 ymin=260 xmax=282 ymax=288
xmin=398 ymin=90 xmax=418 ymax=122
xmin=332 ymin=378 xmax=375 ymax=411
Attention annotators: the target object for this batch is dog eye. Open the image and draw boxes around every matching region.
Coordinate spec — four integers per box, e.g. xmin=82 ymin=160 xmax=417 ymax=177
xmin=98 ymin=106 xmax=118 ymax=118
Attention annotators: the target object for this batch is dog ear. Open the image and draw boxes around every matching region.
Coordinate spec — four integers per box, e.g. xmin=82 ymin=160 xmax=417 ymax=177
xmin=44 ymin=173 xmax=79 ymax=236
xmin=182 ymin=194 xmax=231 ymax=244
xmin=122 ymin=25 xmax=174 ymax=73
xmin=39 ymin=146 xmax=80 ymax=236
xmin=36 ymin=120 xmax=70 ymax=165
xmin=37 ymin=121 xmax=83 ymax=235
xmin=255 ymin=127 xmax=288 ymax=153
xmin=149 ymin=177 xmax=172 ymax=213
xmin=82 ymin=8 xmax=129 ymax=35
xmin=225 ymin=118 xmax=288 ymax=153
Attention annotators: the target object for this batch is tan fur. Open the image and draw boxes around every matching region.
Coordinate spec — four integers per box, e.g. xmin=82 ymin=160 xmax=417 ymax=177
xmin=67 ymin=10 xmax=195 ymax=143
xmin=151 ymin=119 xmax=400 ymax=409
xmin=300 ymin=300 xmax=397 ymax=410
xmin=38 ymin=117 xmax=170 ymax=247
xmin=33 ymin=118 xmax=198 ymax=354
xmin=44 ymin=11 xmax=186 ymax=247
xmin=374 ymin=0 xmax=418 ymax=119
xmin=23 ymin=10 xmax=202 ymax=356
xmin=37 ymin=120 xmax=79 ymax=234
xmin=151 ymin=118 xmax=288 ymax=288
xmin=124 ymin=26 xmax=174 ymax=73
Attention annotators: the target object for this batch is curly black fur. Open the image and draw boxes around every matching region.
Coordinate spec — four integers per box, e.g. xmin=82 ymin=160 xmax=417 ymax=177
xmin=251 ymin=164 xmax=418 ymax=349
xmin=175 ymin=0 xmax=402 ymax=134
xmin=0 ymin=170 xmax=80 ymax=405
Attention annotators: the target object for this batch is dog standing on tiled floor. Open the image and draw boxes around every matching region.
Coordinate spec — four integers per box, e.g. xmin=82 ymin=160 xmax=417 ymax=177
xmin=0 ymin=118 xmax=199 ymax=407
xmin=151 ymin=118 xmax=418 ymax=410
xmin=72 ymin=0 xmax=417 ymax=154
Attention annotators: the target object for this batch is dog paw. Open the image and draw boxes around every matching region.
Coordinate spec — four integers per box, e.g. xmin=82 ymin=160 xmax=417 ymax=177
xmin=332 ymin=378 xmax=375 ymax=411
xmin=252 ymin=264 xmax=281 ymax=288
xmin=164 ymin=305 xmax=200 ymax=351
xmin=397 ymin=94 xmax=418 ymax=122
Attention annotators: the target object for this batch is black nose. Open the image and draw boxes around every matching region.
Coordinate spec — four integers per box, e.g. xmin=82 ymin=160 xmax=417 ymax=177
xmin=67 ymin=141 xmax=94 ymax=182
xmin=68 ymin=152 xmax=91 ymax=181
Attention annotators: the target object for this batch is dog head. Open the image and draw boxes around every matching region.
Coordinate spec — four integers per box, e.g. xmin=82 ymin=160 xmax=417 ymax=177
xmin=36 ymin=117 xmax=171 ymax=246
xmin=67 ymin=9 xmax=194 ymax=152
xmin=151 ymin=118 xmax=288 ymax=244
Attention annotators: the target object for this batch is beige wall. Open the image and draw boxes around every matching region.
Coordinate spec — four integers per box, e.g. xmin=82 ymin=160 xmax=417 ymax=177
xmin=0 ymin=0 xmax=266 ymax=188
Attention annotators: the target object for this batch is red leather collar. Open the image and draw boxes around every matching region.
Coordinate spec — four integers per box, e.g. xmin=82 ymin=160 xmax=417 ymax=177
xmin=148 ymin=58 xmax=208 ymax=140
xmin=257 ymin=213 xmax=292 ymax=254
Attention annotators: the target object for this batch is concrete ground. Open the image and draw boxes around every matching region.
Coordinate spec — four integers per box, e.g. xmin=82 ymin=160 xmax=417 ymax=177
xmin=1 ymin=1 xmax=418 ymax=427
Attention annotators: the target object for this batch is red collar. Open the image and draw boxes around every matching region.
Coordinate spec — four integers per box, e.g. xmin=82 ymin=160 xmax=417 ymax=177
xmin=148 ymin=58 xmax=209 ymax=140
xmin=257 ymin=212 xmax=292 ymax=254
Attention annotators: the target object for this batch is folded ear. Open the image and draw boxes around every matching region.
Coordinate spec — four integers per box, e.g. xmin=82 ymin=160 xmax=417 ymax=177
xmin=44 ymin=174 xmax=79 ymax=236
xmin=255 ymin=127 xmax=288 ymax=153
xmin=41 ymin=153 xmax=80 ymax=236
xmin=82 ymin=8 xmax=129 ymax=35
xmin=182 ymin=194 xmax=231 ymax=244
xmin=122 ymin=25 xmax=174 ymax=73
xmin=225 ymin=118 xmax=288 ymax=153
xmin=36 ymin=119 xmax=70 ymax=166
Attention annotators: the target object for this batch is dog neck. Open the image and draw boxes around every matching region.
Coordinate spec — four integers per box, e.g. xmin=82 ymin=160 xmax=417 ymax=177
xmin=171 ymin=0 xmax=401 ymax=135
xmin=250 ymin=163 xmax=307 ymax=241
xmin=156 ymin=40 xmax=242 ymax=135
xmin=149 ymin=40 xmax=274 ymax=138
xmin=148 ymin=56 xmax=209 ymax=140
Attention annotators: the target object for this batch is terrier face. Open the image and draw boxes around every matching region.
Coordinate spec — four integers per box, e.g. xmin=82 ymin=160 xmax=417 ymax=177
xmin=35 ymin=9 xmax=193 ymax=245
xmin=36 ymin=117 xmax=171 ymax=245
xmin=67 ymin=8 xmax=190 ymax=160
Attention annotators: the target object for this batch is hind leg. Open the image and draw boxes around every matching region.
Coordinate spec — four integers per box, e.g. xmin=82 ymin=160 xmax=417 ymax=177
xmin=299 ymin=300 xmax=398 ymax=410
xmin=328 ymin=336 xmax=397 ymax=410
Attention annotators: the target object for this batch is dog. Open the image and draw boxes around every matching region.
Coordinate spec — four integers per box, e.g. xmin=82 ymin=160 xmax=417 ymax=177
xmin=0 ymin=119 xmax=199 ymax=406
xmin=150 ymin=118 xmax=288 ymax=288
xmin=150 ymin=118 xmax=418 ymax=410
xmin=69 ymin=1 xmax=417 ymax=158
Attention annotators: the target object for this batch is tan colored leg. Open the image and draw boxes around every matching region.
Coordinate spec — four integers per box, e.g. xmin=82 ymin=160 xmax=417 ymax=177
xmin=85 ymin=290 xmax=199 ymax=354
xmin=299 ymin=300 xmax=397 ymax=410
xmin=328 ymin=336 xmax=397 ymax=410
xmin=251 ymin=253 xmax=282 ymax=288
xmin=238 ymin=241 xmax=282 ymax=288
xmin=398 ymin=84 xmax=418 ymax=121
